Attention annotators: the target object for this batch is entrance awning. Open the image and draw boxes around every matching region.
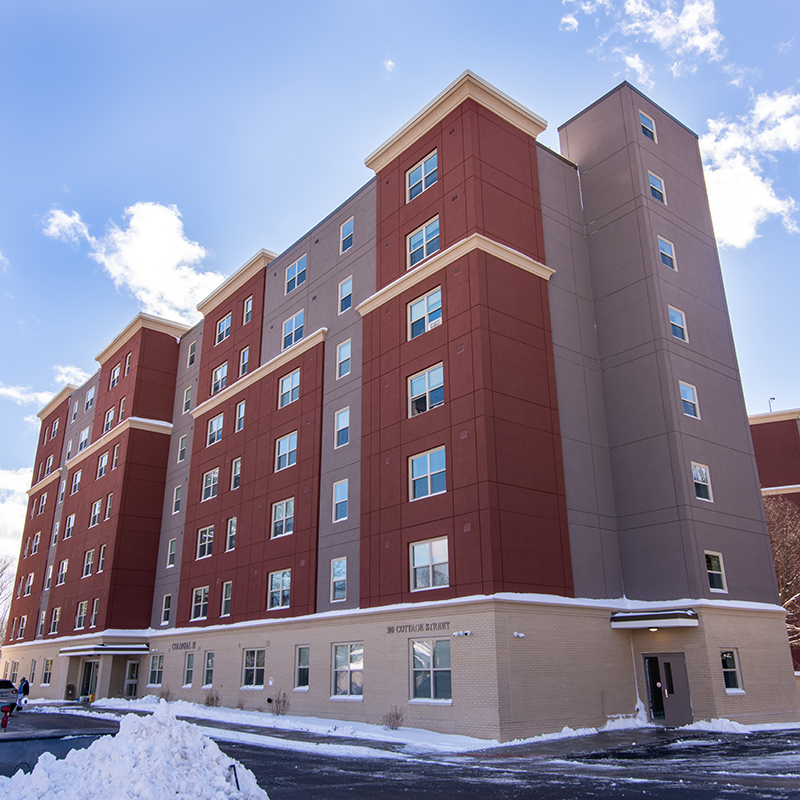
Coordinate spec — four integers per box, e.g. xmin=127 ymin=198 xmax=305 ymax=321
xmin=610 ymin=609 xmax=699 ymax=629
xmin=58 ymin=643 xmax=150 ymax=657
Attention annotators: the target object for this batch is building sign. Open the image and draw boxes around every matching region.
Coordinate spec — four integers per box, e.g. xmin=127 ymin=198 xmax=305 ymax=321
xmin=170 ymin=641 xmax=197 ymax=651
xmin=387 ymin=621 xmax=450 ymax=634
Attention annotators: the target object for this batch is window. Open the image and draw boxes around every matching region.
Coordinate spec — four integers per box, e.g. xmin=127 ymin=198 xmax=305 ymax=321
xmin=295 ymin=646 xmax=310 ymax=689
xmin=75 ymin=601 xmax=87 ymax=630
xmin=124 ymin=352 xmax=132 ymax=375
xmin=207 ymin=414 xmax=224 ymax=446
xmin=336 ymin=340 xmax=351 ymax=378
xmin=192 ymin=587 xmax=209 ymax=620
xmin=38 ymin=493 xmax=47 ymax=515
xmin=243 ymin=649 xmax=265 ymax=687
xmin=282 ymin=310 xmax=304 ymax=350
xmin=72 ymin=401 xmax=78 ymax=422
xmin=112 ymin=443 xmax=120 ymax=469
xmin=42 ymin=658 xmax=53 ymax=686
xmin=271 ymin=498 xmax=294 ymax=538
xmin=23 ymin=538 xmax=30 ymax=559
xmin=110 ymin=364 xmax=121 ymax=389
xmin=411 ymin=537 xmax=449 ymax=590
xmin=119 ymin=397 xmax=125 ymax=421
xmin=268 ymin=569 xmax=291 ymax=609
xmin=184 ymin=653 xmax=194 ymax=687
xmin=172 ymin=485 xmax=182 ymax=514
xmin=231 ymin=457 xmax=241 ymax=490
xmin=648 ymin=171 xmax=666 ymax=203
xmin=24 ymin=574 xmax=33 ymax=596
xmin=211 ymin=363 xmax=228 ymax=394
xmin=78 ymin=427 xmax=89 ymax=452
xmin=59 ymin=480 xmax=66 ymax=503
xmin=279 ymin=369 xmax=300 ymax=408
xmin=285 ymin=255 xmax=307 ymax=294
xmin=66 ymin=440 xmax=72 ymax=461
xmin=57 ymin=559 xmax=68 ymax=585
xmin=37 ymin=612 xmax=46 ymax=638
xmin=149 ymin=655 xmax=164 ymax=686
xmin=9 ymin=661 xmax=18 ymax=684
xmin=275 ymin=432 xmax=298 ymax=471
xmin=243 ymin=296 xmax=253 ymax=325
xmin=204 ymin=652 xmax=215 ymax=686
xmin=183 ymin=387 xmax=192 ymax=413
xmin=239 ymin=346 xmax=249 ymax=376
xmin=98 ymin=544 xmax=106 ymax=572
xmin=103 ymin=408 xmax=114 ymax=433
xmin=333 ymin=480 xmax=348 ymax=521
xmin=45 ymin=455 xmax=53 ymax=476
xmin=409 ymin=364 xmax=444 ymax=417
xmin=82 ymin=549 xmax=95 ymax=577
xmin=226 ymin=517 xmax=237 ymax=551
xmin=89 ymin=598 xmax=99 ymax=628
xmin=31 ymin=532 xmax=40 ymax=554
xmin=178 ymin=435 xmax=187 ymax=462
xmin=705 ymin=551 xmax=727 ymax=593
xmin=409 ymin=287 xmax=442 ymax=339
xmin=65 ymin=514 xmax=75 ymax=539
xmin=331 ymin=557 xmax=346 ymax=602
xmin=17 ymin=616 xmax=26 ymax=639
xmin=197 ymin=526 xmax=214 ymax=559
xmin=335 ymin=407 xmax=350 ymax=448
xmin=221 ymin=581 xmax=232 ymax=616
xmin=692 ymin=462 xmax=713 ymax=502
xmin=50 ymin=607 xmax=60 ymax=634
xmin=721 ymin=650 xmax=743 ymax=692
xmin=202 ymin=468 xmax=219 ymax=501
xmin=161 ymin=594 xmax=171 ymax=625
xmin=340 ymin=217 xmax=354 ymax=254
xmin=187 ymin=341 xmax=196 ymax=367
xmin=407 ymin=217 xmax=440 ymax=268
xmin=85 ymin=387 xmax=95 ymax=411
xmin=167 ymin=538 xmax=177 ymax=568
xmin=412 ymin=639 xmax=451 ymax=700
xmin=216 ymin=313 xmax=232 ymax=344
xmin=669 ymin=306 xmax=687 ymax=341
xmin=51 ymin=418 xmax=59 ymax=439
xmin=235 ymin=401 xmax=245 ymax=431
xmin=658 ymin=236 xmax=675 ymax=269
xmin=410 ymin=447 xmax=446 ymax=500
xmin=680 ymin=382 xmax=700 ymax=418
xmin=640 ymin=110 xmax=656 ymax=141
xmin=339 ymin=276 xmax=353 ymax=314
xmin=97 ymin=452 xmax=108 ymax=479
xmin=407 ymin=151 xmax=438 ymax=201
xmin=90 ymin=499 xmax=102 ymax=527
xmin=333 ymin=643 xmax=363 ymax=696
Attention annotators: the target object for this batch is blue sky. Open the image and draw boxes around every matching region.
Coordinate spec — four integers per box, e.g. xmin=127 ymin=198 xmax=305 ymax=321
xmin=1 ymin=0 xmax=798 ymax=560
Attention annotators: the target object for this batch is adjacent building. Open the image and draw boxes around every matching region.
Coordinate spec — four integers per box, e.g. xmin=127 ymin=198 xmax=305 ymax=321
xmin=3 ymin=73 xmax=797 ymax=740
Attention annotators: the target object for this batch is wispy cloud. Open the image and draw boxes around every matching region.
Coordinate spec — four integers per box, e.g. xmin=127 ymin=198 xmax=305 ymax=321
xmin=0 ymin=383 xmax=54 ymax=407
xmin=0 ymin=467 xmax=32 ymax=562
xmin=383 ymin=59 xmax=395 ymax=73
xmin=614 ymin=49 xmax=654 ymax=87
xmin=53 ymin=364 xmax=91 ymax=386
xmin=701 ymin=89 xmax=800 ymax=248
xmin=44 ymin=202 xmax=225 ymax=325
xmin=0 ymin=250 xmax=8 ymax=273
xmin=560 ymin=14 xmax=579 ymax=32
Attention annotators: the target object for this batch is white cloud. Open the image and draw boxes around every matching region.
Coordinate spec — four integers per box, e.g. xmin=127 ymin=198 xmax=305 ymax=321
xmin=0 ymin=467 xmax=32 ymax=563
xmin=43 ymin=202 xmax=225 ymax=325
xmin=560 ymin=14 xmax=579 ymax=32
xmin=614 ymin=49 xmax=654 ymax=87
xmin=0 ymin=383 xmax=54 ymax=407
xmin=778 ymin=38 xmax=794 ymax=54
xmin=701 ymin=89 xmax=800 ymax=248
xmin=53 ymin=364 xmax=91 ymax=386
xmin=383 ymin=59 xmax=395 ymax=72
xmin=0 ymin=250 xmax=8 ymax=272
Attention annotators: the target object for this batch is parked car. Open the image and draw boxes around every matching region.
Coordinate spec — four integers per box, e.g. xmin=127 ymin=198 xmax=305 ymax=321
xmin=0 ymin=680 xmax=17 ymax=712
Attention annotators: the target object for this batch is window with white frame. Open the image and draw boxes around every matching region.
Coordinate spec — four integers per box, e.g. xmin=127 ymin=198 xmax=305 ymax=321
xmin=85 ymin=387 xmax=95 ymax=411
xmin=119 ymin=397 xmax=125 ymax=421
xmin=98 ymin=544 xmax=106 ymax=572
xmin=282 ymin=310 xmax=304 ymax=350
xmin=216 ymin=313 xmax=231 ymax=344
xmin=72 ymin=401 xmax=78 ymax=422
xmin=187 ymin=341 xmax=196 ymax=367
xmin=167 ymin=538 xmax=177 ymax=567
xmin=721 ymin=650 xmax=743 ymax=691
xmin=221 ymin=581 xmax=232 ymax=617
xmin=407 ymin=217 xmax=440 ymax=268
xmin=279 ymin=369 xmax=300 ymax=408
xmin=331 ymin=557 xmax=346 ymax=602
xmin=226 ymin=517 xmax=236 ymax=551
xmin=191 ymin=587 xmax=209 ymax=620
xmin=183 ymin=387 xmax=192 ymax=413
xmin=172 ymin=485 xmax=182 ymax=514
xmin=235 ymin=400 xmax=245 ymax=431
xmin=51 ymin=418 xmax=59 ymax=439
xmin=178 ymin=435 xmax=187 ymax=462
xmin=339 ymin=276 xmax=353 ymax=314
xmin=412 ymin=639 xmax=451 ymax=700
xmin=268 ymin=569 xmax=291 ymax=610
xmin=243 ymin=295 xmax=253 ymax=324
xmin=65 ymin=514 xmax=75 ymax=539
xmin=149 ymin=654 xmax=164 ymax=686
xmin=124 ymin=352 xmax=132 ymax=375
xmin=78 ymin=427 xmax=89 ymax=451
xmin=97 ymin=452 xmax=108 ymax=479
xmin=75 ymin=601 xmax=87 ymax=630
xmin=408 ymin=287 xmax=442 ymax=339
xmin=204 ymin=652 xmax=214 ymax=686
xmin=285 ymin=255 xmax=307 ymax=294
xmin=239 ymin=346 xmax=249 ymax=376
xmin=161 ymin=594 xmax=171 ymax=625
xmin=59 ymin=479 xmax=66 ymax=503
xmin=112 ymin=443 xmax=119 ymax=469
xmin=335 ymin=407 xmax=349 ymax=448
xmin=49 ymin=607 xmax=60 ymax=634
xmin=680 ymin=382 xmax=700 ymax=418
xmin=296 ymin=646 xmax=310 ymax=689
xmin=184 ymin=652 xmax=194 ymax=686
xmin=692 ymin=462 xmax=713 ymax=502
xmin=231 ymin=457 xmax=241 ymax=489
xmin=197 ymin=526 xmax=214 ymax=559
xmin=110 ymin=364 xmax=121 ymax=388
xmin=38 ymin=493 xmax=47 ymax=515
xmin=648 ymin=171 xmax=666 ymax=203
xmin=202 ymin=468 xmax=219 ymax=501
xmin=333 ymin=479 xmax=348 ymax=522
xmin=658 ymin=236 xmax=675 ymax=269
xmin=42 ymin=658 xmax=53 ymax=685
xmin=409 ymin=364 xmax=444 ymax=416
xmin=71 ymin=469 xmax=82 ymax=494
xmin=45 ymin=455 xmax=53 ymax=476
xmin=409 ymin=447 xmax=446 ymax=500
xmin=31 ymin=532 xmax=40 ymax=554
xmin=24 ymin=573 xmax=33 ymax=595
xmin=242 ymin=649 xmax=265 ymax=687
xmin=340 ymin=217 xmax=354 ymax=254
xmin=640 ymin=111 xmax=656 ymax=141
xmin=275 ymin=432 xmax=298 ymax=471
xmin=82 ymin=549 xmax=94 ymax=577
xmin=411 ymin=537 xmax=449 ymax=591
xmin=17 ymin=615 xmax=26 ymax=638
xmin=207 ymin=414 xmax=224 ymax=446
xmin=332 ymin=643 xmax=363 ymax=696
xmin=56 ymin=559 xmax=68 ymax=586
xmin=66 ymin=440 xmax=73 ymax=461
xmin=407 ymin=151 xmax=438 ymax=201
xmin=669 ymin=306 xmax=687 ymax=341
xmin=336 ymin=340 xmax=351 ymax=378
xmin=705 ymin=551 xmax=727 ymax=592
xmin=89 ymin=598 xmax=99 ymax=627
xmin=38 ymin=612 xmax=47 ymax=639
xmin=105 ymin=492 xmax=113 ymax=521
xmin=212 ymin=363 xmax=228 ymax=394
xmin=271 ymin=498 xmax=294 ymax=538
xmin=103 ymin=408 xmax=114 ymax=433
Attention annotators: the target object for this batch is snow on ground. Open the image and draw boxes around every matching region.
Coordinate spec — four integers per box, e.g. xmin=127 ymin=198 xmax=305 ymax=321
xmin=0 ymin=700 xmax=268 ymax=799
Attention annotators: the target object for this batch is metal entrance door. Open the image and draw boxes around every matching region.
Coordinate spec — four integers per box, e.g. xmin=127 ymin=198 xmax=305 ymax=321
xmin=124 ymin=661 xmax=139 ymax=698
xmin=644 ymin=653 xmax=692 ymax=727
xmin=80 ymin=660 xmax=99 ymax=698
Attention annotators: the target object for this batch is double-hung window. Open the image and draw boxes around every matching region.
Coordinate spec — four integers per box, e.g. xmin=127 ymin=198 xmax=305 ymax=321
xmin=85 ymin=387 xmax=95 ymax=411
xmin=183 ymin=388 xmax=192 ymax=413
xmin=296 ymin=646 xmax=310 ymax=689
xmin=216 ymin=313 xmax=231 ymax=344
xmin=409 ymin=364 xmax=444 ymax=416
xmin=333 ymin=643 xmax=363 ymax=696
xmin=279 ymin=369 xmax=300 ymax=408
xmin=705 ymin=551 xmax=727 ymax=593
xmin=239 ymin=346 xmax=249 ymax=376
xmin=411 ymin=537 xmax=449 ymax=590
xmin=658 ymin=236 xmax=675 ymax=269
xmin=409 ymin=447 xmax=446 ymax=500
xmin=268 ymin=569 xmax=291 ymax=609
xmin=692 ymin=462 xmax=713 ymax=502
xmin=339 ymin=276 xmax=352 ymax=314
xmin=680 ymin=382 xmax=700 ymax=418
xmin=45 ymin=455 xmax=53 ymax=476
xmin=231 ymin=457 xmax=241 ymax=489
xmin=640 ymin=111 xmax=656 ymax=141
xmin=226 ymin=517 xmax=236 ymax=551
xmin=243 ymin=649 xmax=265 ymax=687
xmin=286 ymin=255 xmax=307 ymax=294
xmin=648 ymin=172 xmax=666 ymax=203
xmin=71 ymin=470 xmax=82 ymax=495
xmin=187 ymin=341 xmax=196 ymax=367
xmin=407 ymin=151 xmax=438 ymax=201
xmin=89 ymin=499 xmax=102 ymax=527
xmin=275 ymin=432 xmax=298 ymax=471
xmin=197 ymin=526 xmax=214 ymax=559
xmin=110 ymin=364 xmax=120 ymax=388
xmin=669 ymin=306 xmax=687 ymax=341
xmin=78 ymin=427 xmax=89 ymax=452
xmin=97 ymin=452 xmax=108 ymax=479
xmin=340 ymin=218 xmax=354 ymax=254
xmin=221 ymin=581 xmax=232 ymax=617
xmin=75 ymin=602 xmax=88 ymax=630
xmin=167 ymin=538 xmax=177 ymax=567
xmin=50 ymin=607 xmax=61 ymax=634
xmin=178 ymin=435 xmax=187 ymax=462
xmin=103 ymin=408 xmax=114 ymax=432
xmin=407 ymin=217 xmax=440 ymax=268
xmin=282 ymin=310 xmax=304 ymax=350
xmin=207 ymin=413 xmax=224 ymax=446
xmin=192 ymin=587 xmax=209 ymax=620
xmin=271 ymin=498 xmax=294 ymax=538
xmin=212 ymin=363 xmax=227 ymax=394
xmin=50 ymin=419 xmax=59 ymax=439
xmin=336 ymin=340 xmax=351 ymax=378
xmin=243 ymin=296 xmax=253 ymax=324
xmin=412 ymin=639 xmax=451 ymax=700
xmin=335 ymin=408 xmax=350 ymax=448
xmin=333 ymin=480 xmax=348 ymax=522
xmin=408 ymin=287 xmax=442 ymax=339
xmin=202 ymin=468 xmax=219 ymax=501
xmin=204 ymin=652 xmax=214 ymax=686
xmin=161 ymin=595 xmax=171 ymax=626
xmin=721 ymin=650 xmax=743 ymax=692
xmin=331 ymin=557 xmax=346 ymax=602
xmin=149 ymin=655 xmax=164 ymax=686
xmin=65 ymin=514 xmax=75 ymax=539
xmin=56 ymin=559 xmax=68 ymax=586
xmin=236 ymin=401 xmax=245 ymax=432
xmin=82 ymin=549 xmax=95 ymax=577
xmin=184 ymin=653 xmax=194 ymax=686
xmin=172 ymin=485 xmax=182 ymax=514
xmin=124 ymin=352 xmax=132 ymax=375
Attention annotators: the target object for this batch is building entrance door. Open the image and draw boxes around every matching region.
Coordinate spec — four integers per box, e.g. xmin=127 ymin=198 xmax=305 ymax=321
xmin=644 ymin=653 xmax=692 ymax=727
xmin=124 ymin=661 xmax=140 ymax=698
xmin=80 ymin=660 xmax=99 ymax=699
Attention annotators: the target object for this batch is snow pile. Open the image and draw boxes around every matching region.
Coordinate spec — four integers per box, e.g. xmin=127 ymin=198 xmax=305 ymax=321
xmin=0 ymin=700 xmax=269 ymax=799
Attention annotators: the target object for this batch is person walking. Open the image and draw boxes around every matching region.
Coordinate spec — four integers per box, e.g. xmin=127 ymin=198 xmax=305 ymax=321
xmin=17 ymin=677 xmax=29 ymax=710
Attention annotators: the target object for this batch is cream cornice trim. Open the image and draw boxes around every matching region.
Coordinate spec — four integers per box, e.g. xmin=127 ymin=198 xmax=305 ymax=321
xmin=37 ymin=385 xmax=78 ymax=421
xmin=761 ymin=485 xmax=800 ymax=496
xmin=356 ymin=233 xmax=553 ymax=318
xmin=26 ymin=469 xmax=61 ymax=498
xmin=749 ymin=409 xmax=800 ymax=425
xmin=191 ymin=328 xmax=328 ymax=419
xmin=197 ymin=248 xmax=278 ymax=318
xmin=365 ymin=70 xmax=548 ymax=174
xmin=95 ymin=314 xmax=190 ymax=366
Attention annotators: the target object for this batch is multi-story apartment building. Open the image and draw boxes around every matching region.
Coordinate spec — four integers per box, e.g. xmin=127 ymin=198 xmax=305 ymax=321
xmin=3 ymin=73 xmax=797 ymax=740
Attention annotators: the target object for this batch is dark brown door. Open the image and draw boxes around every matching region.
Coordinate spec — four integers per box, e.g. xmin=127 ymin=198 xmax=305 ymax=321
xmin=644 ymin=653 xmax=692 ymax=727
